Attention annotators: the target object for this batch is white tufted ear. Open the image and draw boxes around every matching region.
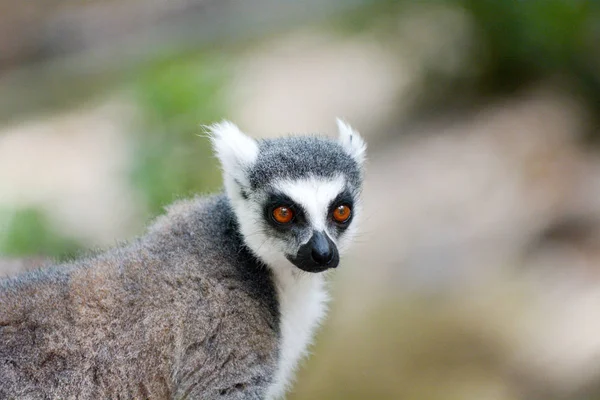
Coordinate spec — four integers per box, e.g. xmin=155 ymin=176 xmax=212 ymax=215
xmin=206 ymin=120 xmax=258 ymax=188
xmin=336 ymin=118 xmax=367 ymax=166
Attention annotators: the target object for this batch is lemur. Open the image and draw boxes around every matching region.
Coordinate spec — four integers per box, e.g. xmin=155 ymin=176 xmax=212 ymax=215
xmin=0 ymin=120 xmax=366 ymax=399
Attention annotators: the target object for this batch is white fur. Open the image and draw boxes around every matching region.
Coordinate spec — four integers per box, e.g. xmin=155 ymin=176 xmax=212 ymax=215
xmin=207 ymin=120 xmax=259 ymax=190
xmin=274 ymin=175 xmax=346 ymax=233
xmin=265 ymin=269 xmax=329 ymax=400
xmin=336 ymin=118 xmax=367 ymax=165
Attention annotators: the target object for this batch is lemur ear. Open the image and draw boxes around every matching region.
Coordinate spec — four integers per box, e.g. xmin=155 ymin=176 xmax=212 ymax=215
xmin=206 ymin=120 xmax=259 ymax=186
xmin=336 ymin=118 xmax=367 ymax=165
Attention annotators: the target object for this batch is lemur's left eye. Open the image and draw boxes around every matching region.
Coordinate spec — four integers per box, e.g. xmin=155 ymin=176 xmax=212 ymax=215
xmin=272 ymin=206 xmax=294 ymax=224
xmin=332 ymin=204 xmax=352 ymax=223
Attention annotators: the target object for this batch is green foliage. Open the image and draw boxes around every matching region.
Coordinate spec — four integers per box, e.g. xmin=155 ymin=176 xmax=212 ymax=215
xmin=0 ymin=208 xmax=83 ymax=261
xmin=459 ymin=0 xmax=599 ymax=93
xmin=130 ymin=54 xmax=229 ymax=218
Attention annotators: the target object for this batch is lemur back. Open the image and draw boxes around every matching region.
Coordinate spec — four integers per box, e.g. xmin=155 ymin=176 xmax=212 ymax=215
xmin=1 ymin=195 xmax=278 ymax=399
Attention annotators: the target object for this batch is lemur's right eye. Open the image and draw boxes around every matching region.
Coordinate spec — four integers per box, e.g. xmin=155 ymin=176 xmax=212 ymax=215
xmin=332 ymin=204 xmax=352 ymax=223
xmin=272 ymin=206 xmax=294 ymax=224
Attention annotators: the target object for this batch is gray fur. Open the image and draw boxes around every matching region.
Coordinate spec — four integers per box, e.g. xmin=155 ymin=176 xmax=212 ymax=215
xmin=0 ymin=195 xmax=279 ymax=399
xmin=249 ymin=136 xmax=362 ymax=190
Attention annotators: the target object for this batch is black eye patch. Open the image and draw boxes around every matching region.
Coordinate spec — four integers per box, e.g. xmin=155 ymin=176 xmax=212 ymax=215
xmin=263 ymin=192 xmax=307 ymax=229
xmin=328 ymin=189 xmax=355 ymax=230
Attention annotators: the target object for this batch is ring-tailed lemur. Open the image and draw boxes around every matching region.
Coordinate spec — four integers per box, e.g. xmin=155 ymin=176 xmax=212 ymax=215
xmin=0 ymin=119 xmax=366 ymax=399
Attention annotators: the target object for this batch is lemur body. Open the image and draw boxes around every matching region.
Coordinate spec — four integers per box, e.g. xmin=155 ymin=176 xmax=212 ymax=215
xmin=0 ymin=120 xmax=366 ymax=399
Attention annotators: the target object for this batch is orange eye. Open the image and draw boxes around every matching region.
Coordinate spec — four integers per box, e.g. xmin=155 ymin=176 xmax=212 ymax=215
xmin=272 ymin=206 xmax=294 ymax=224
xmin=333 ymin=204 xmax=352 ymax=223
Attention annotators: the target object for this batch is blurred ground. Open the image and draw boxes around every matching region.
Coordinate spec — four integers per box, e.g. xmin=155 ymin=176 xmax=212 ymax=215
xmin=2 ymin=1 xmax=600 ymax=399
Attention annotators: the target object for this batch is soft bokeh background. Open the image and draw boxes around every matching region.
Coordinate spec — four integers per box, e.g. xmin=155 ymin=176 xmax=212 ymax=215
xmin=2 ymin=1 xmax=600 ymax=399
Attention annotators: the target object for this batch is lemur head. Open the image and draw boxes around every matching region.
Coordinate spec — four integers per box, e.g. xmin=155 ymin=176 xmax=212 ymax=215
xmin=208 ymin=120 xmax=366 ymax=273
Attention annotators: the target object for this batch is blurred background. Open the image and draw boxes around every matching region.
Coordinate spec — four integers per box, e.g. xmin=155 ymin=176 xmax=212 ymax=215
xmin=1 ymin=0 xmax=600 ymax=398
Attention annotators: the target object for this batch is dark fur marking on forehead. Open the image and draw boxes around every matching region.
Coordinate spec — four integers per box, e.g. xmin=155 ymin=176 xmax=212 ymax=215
xmin=248 ymin=136 xmax=362 ymax=190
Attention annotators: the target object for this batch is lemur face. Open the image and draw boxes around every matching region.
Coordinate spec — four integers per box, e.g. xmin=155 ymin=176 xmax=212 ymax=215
xmin=209 ymin=120 xmax=366 ymax=273
xmin=259 ymin=174 xmax=355 ymax=272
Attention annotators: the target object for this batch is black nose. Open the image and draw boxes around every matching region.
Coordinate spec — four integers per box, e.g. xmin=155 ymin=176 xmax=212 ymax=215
xmin=287 ymin=231 xmax=339 ymax=272
xmin=310 ymin=232 xmax=334 ymax=265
